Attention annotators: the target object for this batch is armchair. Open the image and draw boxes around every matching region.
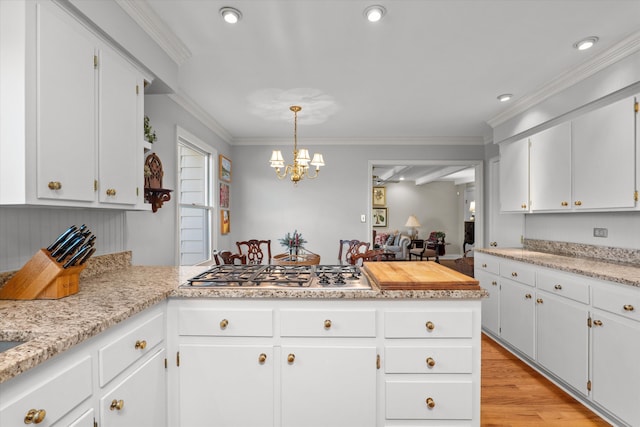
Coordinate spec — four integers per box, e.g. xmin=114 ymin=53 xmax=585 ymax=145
xmin=408 ymin=239 xmax=438 ymax=262
xmin=381 ymin=233 xmax=411 ymax=260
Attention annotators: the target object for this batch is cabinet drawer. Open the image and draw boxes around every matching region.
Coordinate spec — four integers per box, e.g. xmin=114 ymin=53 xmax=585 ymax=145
xmin=385 ymin=346 xmax=472 ymax=373
xmin=593 ymin=286 xmax=640 ymax=322
xmin=385 ymin=311 xmax=472 ymax=338
xmin=386 ymin=381 xmax=472 ymax=420
xmin=475 ymin=254 xmax=499 ymax=275
xmin=500 ymin=260 xmax=535 ymax=286
xmin=178 ymin=308 xmax=273 ymax=337
xmin=537 ymin=270 xmax=590 ymax=304
xmin=99 ymin=311 xmax=164 ymax=387
xmin=280 ymin=309 xmax=376 ymax=337
xmin=0 ymin=356 xmax=92 ymax=426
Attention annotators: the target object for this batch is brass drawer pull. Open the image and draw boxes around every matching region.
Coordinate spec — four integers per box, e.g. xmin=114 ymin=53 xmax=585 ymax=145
xmin=426 ymin=357 xmax=436 ymax=367
xmin=482 ymin=263 xmax=487 ymax=268
xmin=491 ymin=281 xmax=497 ymax=286
xmin=287 ymin=353 xmax=295 ymax=364
xmin=47 ymin=181 xmax=62 ymax=190
xmin=623 ymin=304 xmax=634 ymax=312
xmin=511 ymin=272 xmax=518 ymax=277
xmin=574 ymin=200 xmax=582 ymax=206
xmin=521 ymin=203 xmax=527 ymax=209
xmin=425 ymin=321 xmax=435 ymax=331
xmin=24 ymin=409 xmax=46 ymax=424
xmin=525 ymin=294 xmax=532 ymax=299
xmin=110 ymin=399 xmax=124 ymax=411
xmin=324 ymin=319 xmax=332 ymax=329
xmin=536 ymin=298 xmax=544 ymax=304
xmin=135 ymin=340 xmax=147 ymax=350
xmin=561 ymin=201 xmax=568 ymax=207
xmin=258 ymin=353 xmax=267 ymax=363
xmin=106 ymin=188 xmax=116 ymax=196
xmin=593 ymin=320 xmax=603 ymax=326
xmin=220 ymin=319 xmax=229 ymax=329
xmin=425 ymin=397 xmax=435 ymax=408
xmin=554 ymin=284 xmax=562 ymax=290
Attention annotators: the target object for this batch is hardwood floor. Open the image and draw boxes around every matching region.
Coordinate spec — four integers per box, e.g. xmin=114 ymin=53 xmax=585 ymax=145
xmin=481 ymin=334 xmax=612 ymax=426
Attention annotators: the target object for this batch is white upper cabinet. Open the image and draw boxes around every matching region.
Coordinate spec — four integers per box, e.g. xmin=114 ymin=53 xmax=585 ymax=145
xmin=529 ymin=122 xmax=572 ymax=212
xmin=0 ymin=1 xmax=147 ymax=209
xmin=499 ymin=137 xmax=530 ymax=213
xmin=572 ymin=95 xmax=637 ymax=210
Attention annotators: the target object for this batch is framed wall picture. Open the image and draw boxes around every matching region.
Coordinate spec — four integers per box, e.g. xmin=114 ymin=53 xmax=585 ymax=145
xmin=373 ymin=186 xmax=386 ymax=206
xmin=219 ymin=155 xmax=232 ymax=182
xmin=372 ymin=207 xmax=387 ymax=227
xmin=220 ymin=210 xmax=230 ymax=234
xmin=219 ymin=182 xmax=230 ymax=208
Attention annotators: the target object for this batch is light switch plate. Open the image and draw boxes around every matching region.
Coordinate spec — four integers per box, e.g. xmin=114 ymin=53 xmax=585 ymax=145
xmin=360 ymin=214 xmax=366 ymax=223
xmin=593 ymin=228 xmax=608 ymax=238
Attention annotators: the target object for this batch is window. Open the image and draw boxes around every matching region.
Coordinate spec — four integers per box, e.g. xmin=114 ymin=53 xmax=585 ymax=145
xmin=177 ymin=128 xmax=216 ymax=265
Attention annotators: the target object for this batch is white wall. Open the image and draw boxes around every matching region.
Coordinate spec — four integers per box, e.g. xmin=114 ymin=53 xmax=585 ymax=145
xmin=231 ymin=143 xmax=484 ymax=264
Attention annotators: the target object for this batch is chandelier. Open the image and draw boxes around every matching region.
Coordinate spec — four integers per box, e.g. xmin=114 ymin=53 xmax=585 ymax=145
xmin=269 ymin=106 xmax=325 ymax=183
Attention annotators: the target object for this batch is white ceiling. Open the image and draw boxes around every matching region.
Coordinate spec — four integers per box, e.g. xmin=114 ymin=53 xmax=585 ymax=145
xmin=125 ymin=0 xmax=640 ymax=182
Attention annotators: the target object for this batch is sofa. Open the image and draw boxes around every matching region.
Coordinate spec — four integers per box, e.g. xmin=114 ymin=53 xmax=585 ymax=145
xmin=373 ymin=231 xmax=411 ymax=260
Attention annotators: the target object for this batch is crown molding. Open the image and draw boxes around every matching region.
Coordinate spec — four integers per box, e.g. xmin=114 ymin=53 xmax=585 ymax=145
xmin=487 ymin=30 xmax=640 ymax=128
xmin=233 ymin=136 xmax=485 ymax=146
xmin=168 ymin=93 xmax=233 ymax=144
xmin=115 ymin=0 xmax=191 ymax=66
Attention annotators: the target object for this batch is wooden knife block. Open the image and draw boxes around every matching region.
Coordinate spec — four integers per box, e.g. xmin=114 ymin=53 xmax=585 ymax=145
xmin=0 ymin=249 xmax=85 ymax=300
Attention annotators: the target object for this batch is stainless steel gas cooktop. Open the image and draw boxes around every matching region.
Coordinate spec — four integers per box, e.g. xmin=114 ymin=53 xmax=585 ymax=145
xmin=183 ymin=264 xmax=371 ymax=290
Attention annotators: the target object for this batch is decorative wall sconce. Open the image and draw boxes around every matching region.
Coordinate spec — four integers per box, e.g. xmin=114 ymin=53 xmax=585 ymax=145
xmin=144 ymin=153 xmax=172 ymax=212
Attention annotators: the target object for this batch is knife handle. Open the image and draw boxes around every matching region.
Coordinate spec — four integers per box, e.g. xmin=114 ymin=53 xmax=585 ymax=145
xmin=46 ymin=225 xmax=77 ymax=252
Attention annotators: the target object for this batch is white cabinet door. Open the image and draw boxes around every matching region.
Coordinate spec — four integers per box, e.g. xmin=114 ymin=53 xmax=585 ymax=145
xmin=475 ymin=269 xmax=500 ymax=336
xmin=178 ymin=344 xmax=274 ymax=427
xmin=535 ymin=292 xmax=589 ymax=395
xmin=98 ymin=47 xmax=141 ymax=206
xmin=499 ymin=278 xmax=535 ymax=358
xmin=530 ymin=122 xmax=572 ymax=211
xmin=572 ymin=95 xmax=636 ymax=210
xmin=488 ymin=158 xmax=524 ymax=248
xmin=100 ymin=349 xmax=167 ymax=427
xmin=591 ymin=310 xmax=640 ymax=427
xmin=37 ymin=2 xmax=96 ymax=202
xmin=281 ymin=345 xmax=376 ymax=427
xmin=499 ymin=138 xmax=530 ymax=213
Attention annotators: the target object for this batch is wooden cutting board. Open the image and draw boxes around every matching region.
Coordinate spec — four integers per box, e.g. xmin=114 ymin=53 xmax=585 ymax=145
xmin=363 ymin=261 xmax=480 ymax=290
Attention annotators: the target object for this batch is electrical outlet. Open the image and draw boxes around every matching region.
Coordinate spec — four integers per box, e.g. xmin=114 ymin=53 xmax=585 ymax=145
xmin=593 ymin=228 xmax=608 ymax=238
xmin=360 ymin=214 xmax=366 ymax=223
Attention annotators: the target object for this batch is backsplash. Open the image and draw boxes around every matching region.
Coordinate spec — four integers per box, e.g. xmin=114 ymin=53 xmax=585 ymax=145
xmin=524 ymin=239 xmax=640 ymax=266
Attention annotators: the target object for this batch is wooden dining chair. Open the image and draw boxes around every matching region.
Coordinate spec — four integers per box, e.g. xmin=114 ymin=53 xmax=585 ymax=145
xmin=214 ymin=250 xmax=247 ymax=265
xmin=236 ymin=239 xmax=272 ymax=264
xmin=338 ymin=240 xmax=370 ymax=265
xmin=350 ymin=249 xmax=384 ymax=265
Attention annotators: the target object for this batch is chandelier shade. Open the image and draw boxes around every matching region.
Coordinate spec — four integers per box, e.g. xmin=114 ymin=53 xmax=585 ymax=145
xmin=269 ymin=106 xmax=325 ymax=183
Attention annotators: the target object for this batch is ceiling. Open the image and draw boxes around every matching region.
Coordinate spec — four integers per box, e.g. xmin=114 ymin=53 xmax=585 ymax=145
xmin=124 ymin=0 xmax=640 ymax=182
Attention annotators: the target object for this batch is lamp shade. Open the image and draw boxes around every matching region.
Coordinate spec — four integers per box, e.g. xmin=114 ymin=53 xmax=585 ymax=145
xmin=469 ymin=201 xmax=476 ymax=213
xmin=405 ymin=215 xmax=421 ymax=228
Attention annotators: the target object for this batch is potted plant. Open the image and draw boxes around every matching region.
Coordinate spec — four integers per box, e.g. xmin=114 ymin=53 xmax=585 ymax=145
xmin=144 ymin=115 xmax=157 ymax=143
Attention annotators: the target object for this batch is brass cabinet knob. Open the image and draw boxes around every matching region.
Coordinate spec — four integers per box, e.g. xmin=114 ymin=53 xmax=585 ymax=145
xmin=220 ymin=319 xmax=229 ymax=329
xmin=135 ymin=340 xmax=147 ymax=350
xmin=426 ymin=357 xmax=436 ymax=367
xmin=324 ymin=319 xmax=332 ymax=329
xmin=490 ymin=241 xmax=497 ymax=247
xmin=258 ymin=353 xmax=267 ymax=363
xmin=554 ymin=284 xmax=562 ymax=290
xmin=481 ymin=263 xmax=487 ymax=268
xmin=287 ymin=353 xmax=295 ymax=363
xmin=425 ymin=321 xmax=435 ymax=331
xmin=491 ymin=281 xmax=497 ymax=286
xmin=425 ymin=397 xmax=435 ymax=408
xmin=561 ymin=201 xmax=568 ymax=207
xmin=24 ymin=409 xmax=46 ymax=424
xmin=574 ymin=200 xmax=582 ymax=206
xmin=593 ymin=320 xmax=603 ymax=326
xmin=623 ymin=304 xmax=635 ymax=312
xmin=521 ymin=203 xmax=527 ymax=209
xmin=525 ymin=294 xmax=532 ymax=299
xmin=110 ymin=399 xmax=124 ymax=411
xmin=511 ymin=272 xmax=518 ymax=277
xmin=47 ymin=181 xmax=62 ymax=190
xmin=106 ymin=188 xmax=117 ymax=196
xmin=536 ymin=298 xmax=544 ymax=304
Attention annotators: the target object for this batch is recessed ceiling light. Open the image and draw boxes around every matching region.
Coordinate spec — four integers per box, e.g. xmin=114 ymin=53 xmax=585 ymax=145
xmin=497 ymin=94 xmax=513 ymax=102
xmin=573 ymin=36 xmax=599 ymax=51
xmin=220 ymin=7 xmax=242 ymax=24
xmin=364 ymin=5 xmax=386 ymax=23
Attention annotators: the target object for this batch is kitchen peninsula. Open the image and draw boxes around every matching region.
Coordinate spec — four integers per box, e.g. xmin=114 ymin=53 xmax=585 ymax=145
xmin=0 ymin=254 xmax=484 ymax=426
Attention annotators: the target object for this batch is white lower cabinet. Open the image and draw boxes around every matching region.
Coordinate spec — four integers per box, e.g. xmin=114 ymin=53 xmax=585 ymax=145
xmin=0 ymin=304 xmax=166 ymax=427
xmin=475 ymin=268 xmax=500 ymax=335
xmin=168 ymin=298 xmax=482 ymax=427
xmin=499 ymin=278 xmax=535 ymax=358
xmin=476 ymin=252 xmax=640 ymax=426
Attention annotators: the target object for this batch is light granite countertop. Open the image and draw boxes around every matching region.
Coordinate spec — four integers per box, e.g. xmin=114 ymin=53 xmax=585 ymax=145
xmin=476 ymin=248 xmax=640 ymax=287
xmin=0 ymin=261 xmax=486 ymax=384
